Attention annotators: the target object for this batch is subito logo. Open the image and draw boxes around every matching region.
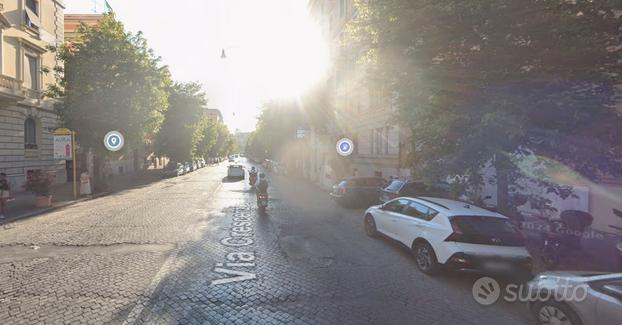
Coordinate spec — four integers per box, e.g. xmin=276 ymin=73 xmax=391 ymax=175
xmin=472 ymin=277 xmax=500 ymax=305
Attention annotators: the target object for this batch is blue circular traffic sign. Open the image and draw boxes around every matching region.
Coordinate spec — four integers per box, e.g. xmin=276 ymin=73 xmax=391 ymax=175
xmin=336 ymin=138 xmax=354 ymax=156
xmin=104 ymin=131 xmax=124 ymax=152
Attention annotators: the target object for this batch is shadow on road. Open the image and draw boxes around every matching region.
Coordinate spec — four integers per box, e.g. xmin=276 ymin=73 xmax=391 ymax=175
xmin=221 ymin=176 xmax=245 ymax=183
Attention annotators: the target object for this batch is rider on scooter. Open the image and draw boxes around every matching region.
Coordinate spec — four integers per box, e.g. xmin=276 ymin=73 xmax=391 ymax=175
xmin=249 ymin=166 xmax=258 ymax=186
xmin=256 ymin=173 xmax=268 ymax=195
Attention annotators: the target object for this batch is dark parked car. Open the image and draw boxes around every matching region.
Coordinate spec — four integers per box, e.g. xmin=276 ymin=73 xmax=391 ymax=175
xmin=330 ymin=177 xmax=386 ymax=208
xmin=162 ymin=162 xmax=185 ymax=177
xmin=379 ymin=179 xmax=450 ymax=203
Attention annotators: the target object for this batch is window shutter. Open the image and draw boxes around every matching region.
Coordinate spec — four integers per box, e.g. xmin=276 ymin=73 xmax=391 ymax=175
xmin=25 ymin=7 xmax=40 ymax=27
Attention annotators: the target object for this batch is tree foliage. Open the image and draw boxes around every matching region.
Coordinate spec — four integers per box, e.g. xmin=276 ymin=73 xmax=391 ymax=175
xmin=348 ymin=0 xmax=622 ymax=213
xmin=52 ymin=14 xmax=170 ymax=154
xmin=155 ymin=82 xmax=206 ymax=161
xmin=245 ymin=100 xmax=306 ymax=160
xmin=204 ymin=120 xmax=236 ymax=158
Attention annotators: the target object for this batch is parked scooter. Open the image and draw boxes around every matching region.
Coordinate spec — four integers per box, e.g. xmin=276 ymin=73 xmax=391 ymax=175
xmin=609 ymin=208 xmax=622 ymax=270
xmin=540 ymin=210 xmax=594 ymax=268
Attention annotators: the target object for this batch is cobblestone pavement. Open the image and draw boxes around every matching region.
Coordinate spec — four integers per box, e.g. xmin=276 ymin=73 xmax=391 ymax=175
xmin=0 ymin=160 xmax=533 ymax=324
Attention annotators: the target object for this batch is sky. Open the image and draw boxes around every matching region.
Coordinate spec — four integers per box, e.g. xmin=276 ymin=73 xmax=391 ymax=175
xmin=64 ymin=0 xmax=328 ymax=133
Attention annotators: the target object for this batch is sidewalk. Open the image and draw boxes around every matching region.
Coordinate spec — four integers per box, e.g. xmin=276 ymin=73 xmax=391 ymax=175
xmin=0 ymin=170 xmax=164 ymax=224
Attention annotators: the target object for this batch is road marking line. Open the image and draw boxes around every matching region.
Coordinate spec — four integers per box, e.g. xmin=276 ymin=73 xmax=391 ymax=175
xmin=122 ymin=246 xmax=180 ymax=325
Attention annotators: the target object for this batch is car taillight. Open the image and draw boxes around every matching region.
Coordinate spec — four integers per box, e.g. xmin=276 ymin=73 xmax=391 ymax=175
xmin=445 ymin=221 xmax=464 ymax=242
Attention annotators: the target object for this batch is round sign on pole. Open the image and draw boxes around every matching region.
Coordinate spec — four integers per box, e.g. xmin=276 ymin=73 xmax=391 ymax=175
xmin=104 ymin=131 xmax=124 ymax=152
xmin=336 ymin=138 xmax=354 ymax=156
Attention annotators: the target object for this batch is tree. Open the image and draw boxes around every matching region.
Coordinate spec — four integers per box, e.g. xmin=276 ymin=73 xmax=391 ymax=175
xmin=192 ymin=117 xmax=218 ymax=159
xmin=245 ymin=100 xmax=306 ymax=161
xmin=155 ymin=82 xmax=207 ymax=162
xmin=208 ymin=122 xmax=236 ymax=158
xmin=51 ymin=14 xmax=170 ymax=190
xmin=348 ymin=1 xmax=622 ymax=214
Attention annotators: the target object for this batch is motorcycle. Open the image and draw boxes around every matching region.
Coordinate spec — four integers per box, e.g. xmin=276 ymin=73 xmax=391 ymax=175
xmin=540 ymin=210 xmax=593 ymax=269
xmin=609 ymin=208 xmax=622 ymax=270
xmin=257 ymin=192 xmax=268 ymax=213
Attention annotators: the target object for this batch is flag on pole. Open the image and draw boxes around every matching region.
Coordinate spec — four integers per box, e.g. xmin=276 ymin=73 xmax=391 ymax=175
xmin=104 ymin=0 xmax=113 ymax=13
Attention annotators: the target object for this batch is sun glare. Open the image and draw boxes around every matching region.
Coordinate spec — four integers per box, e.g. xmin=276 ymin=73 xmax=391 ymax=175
xmin=228 ymin=1 xmax=329 ymax=100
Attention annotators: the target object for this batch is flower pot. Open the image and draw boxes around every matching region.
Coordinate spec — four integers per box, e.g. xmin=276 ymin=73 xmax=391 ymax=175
xmin=35 ymin=195 xmax=52 ymax=208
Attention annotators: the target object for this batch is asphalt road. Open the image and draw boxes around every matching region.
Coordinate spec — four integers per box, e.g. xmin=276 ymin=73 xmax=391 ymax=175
xmin=0 ymin=159 xmax=533 ymax=324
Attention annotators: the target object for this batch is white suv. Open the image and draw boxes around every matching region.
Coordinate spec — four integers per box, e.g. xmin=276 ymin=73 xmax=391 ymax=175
xmin=364 ymin=197 xmax=532 ymax=275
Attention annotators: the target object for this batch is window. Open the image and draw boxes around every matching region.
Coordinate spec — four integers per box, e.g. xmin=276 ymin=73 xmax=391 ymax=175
xmin=24 ymin=117 xmax=37 ymax=149
xmin=24 ymin=55 xmax=38 ymax=90
xmin=449 ymin=216 xmax=525 ymax=246
xmin=24 ymin=0 xmax=40 ymax=29
xmin=383 ymin=199 xmax=408 ymax=213
xmin=372 ymin=127 xmax=383 ymax=155
xmin=383 ymin=127 xmax=389 ymax=155
xmin=387 ymin=126 xmax=399 ymax=155
xmin=385 ymin=180 xmax=404 ymax=192
xmin=403 ymin=201 xmax=438 ymax=221
xmin=26 ymin=0 xmax=38 ymax=13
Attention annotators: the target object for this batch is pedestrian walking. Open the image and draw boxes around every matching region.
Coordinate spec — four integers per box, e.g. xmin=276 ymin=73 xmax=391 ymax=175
xmin=80 ymin=170 xmax=92 ymax=196
xmin=0 ymin=173 xmax=11 ymax=219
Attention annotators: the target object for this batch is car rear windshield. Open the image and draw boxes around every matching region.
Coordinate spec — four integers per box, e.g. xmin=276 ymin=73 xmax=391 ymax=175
xmin=385 ymin=180 xmax=404 ymax=192
xmin=450 ymin=216 xmax=524 ymax=246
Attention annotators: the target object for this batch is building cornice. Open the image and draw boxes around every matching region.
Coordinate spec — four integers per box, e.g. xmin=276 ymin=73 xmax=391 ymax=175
xmin=0 ymin=12 xmax=11 ymax=29
xmin=18 ymin=36 xmax=48 ymax=53
xmin=54 ymin=0 xmax=66 ymax=9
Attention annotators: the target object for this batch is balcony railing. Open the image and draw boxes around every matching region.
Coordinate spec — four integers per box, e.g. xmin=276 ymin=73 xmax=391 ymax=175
xmin=0 ymin=75 xmax=20 ymax=91
xmin=0 ymin=75 xmax=42 ymax=100
xmin=23 ymin=88 xmax=42 ymax=99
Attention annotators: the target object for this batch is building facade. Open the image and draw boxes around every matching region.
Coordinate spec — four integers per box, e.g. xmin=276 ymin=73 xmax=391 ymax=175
xmin=205 ymin=108 xmax=223 ymax=123
xmin=0 ymin=0 xmax=65 ymax=191
xmin=307 ymin=0 xmax=410 ymax=188
xmin=64 ymin=13 xmax=101 ymax=43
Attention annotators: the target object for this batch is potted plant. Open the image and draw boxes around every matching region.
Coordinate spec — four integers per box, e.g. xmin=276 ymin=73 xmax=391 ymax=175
xmin=23 ymin=170 xmax=54 ymax=208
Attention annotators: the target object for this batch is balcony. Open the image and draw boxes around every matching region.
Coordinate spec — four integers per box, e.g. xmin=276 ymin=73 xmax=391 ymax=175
xmin=22 ymin=88 xmax=42 ymax=99
xmin=0 ymin=75 xmax=26 ymax=103
xmin=0 ymin=75 xmax=44 ymax=104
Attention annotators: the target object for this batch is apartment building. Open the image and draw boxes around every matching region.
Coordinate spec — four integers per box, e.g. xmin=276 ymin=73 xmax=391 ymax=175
xmin=0 ymin=0 xmax=65 ymax=191
xmin=64 ymin=13 xmax=101 ymax=43
xmin=206 ymin=108 xmax=223 ymax=123
xmin=307 ymin=0 xmax=410 ymax=186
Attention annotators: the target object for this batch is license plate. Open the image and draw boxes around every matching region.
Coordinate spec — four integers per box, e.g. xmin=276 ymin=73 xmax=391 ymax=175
xmin=481 ymin=260 xmax=513 ymax=272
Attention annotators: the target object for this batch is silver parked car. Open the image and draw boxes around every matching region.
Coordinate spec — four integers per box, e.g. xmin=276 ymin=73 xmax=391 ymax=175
xmin=527 ymin=271 xmax=622 ymax=325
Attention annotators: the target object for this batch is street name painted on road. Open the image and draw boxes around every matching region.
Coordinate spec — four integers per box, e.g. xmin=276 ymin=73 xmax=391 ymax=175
xmin=211 ymin=205 xmax=257 ymax=285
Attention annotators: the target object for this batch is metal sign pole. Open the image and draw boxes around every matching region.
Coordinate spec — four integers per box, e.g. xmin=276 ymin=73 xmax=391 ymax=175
xmin=72 ymin=131 xmax=77 ymax=199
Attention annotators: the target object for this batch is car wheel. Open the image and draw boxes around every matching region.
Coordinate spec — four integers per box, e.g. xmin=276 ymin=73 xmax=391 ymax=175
xmin=364 ymin=214 xmax=378 ymax=237
xmin=412 ymin=241 xmax=441 ymax=275
xmin=532 ymin=300 xmax=582 ymax=325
